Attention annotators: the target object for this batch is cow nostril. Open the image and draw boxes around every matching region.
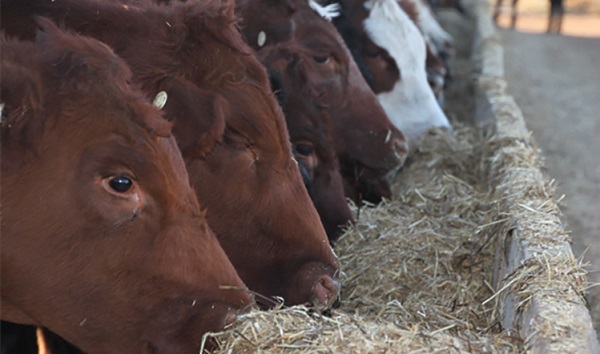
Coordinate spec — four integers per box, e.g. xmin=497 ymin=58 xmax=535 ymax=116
xmin=391 ymin=138 xmax=409 ymax=162
xmin=440 ymin=124 xmax=453 ymax=133
xmin=312 ymin=275 xmax=340 ymax=311
xmin=223 ymin=307 xmax=239 ymax=328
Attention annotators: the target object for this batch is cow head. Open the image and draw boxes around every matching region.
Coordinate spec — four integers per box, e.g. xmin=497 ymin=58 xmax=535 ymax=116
xmin=0 ymin=22 xmax=252 ymax=353
xmin=173 ymin=1 xmax=342 ymax=309
xmin=260 ymin=43 xmax=354 ymax=241
xmin=1 ymin=0 xmax=342 ymax=311
xmin=237 ymin=0 xmax=409 ymax=204
xmin=331 ymin=0 xmax=451 ymax=145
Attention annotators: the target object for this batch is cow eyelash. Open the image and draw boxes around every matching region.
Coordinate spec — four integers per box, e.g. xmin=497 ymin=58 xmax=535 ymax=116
xmin=366 ymin=49 xmax=382 ymax=59
xmin=313 ymin=55 xmax=330 ymax=64
xmin=248 ymin=146 xmax=259 ymax=166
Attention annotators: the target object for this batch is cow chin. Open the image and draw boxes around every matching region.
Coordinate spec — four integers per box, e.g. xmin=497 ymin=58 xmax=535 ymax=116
xmin=283 ymin=261 xmax=341 ymax=312
xmin=342 ymin=161 xmax=402 ymax=204
xmin=143 ymin=302 xmax=248 ymax=354
xmin=360 ymin=178 xmax=393 ymax=204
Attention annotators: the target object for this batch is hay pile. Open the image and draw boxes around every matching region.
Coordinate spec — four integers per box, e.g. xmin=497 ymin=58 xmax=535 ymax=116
xmin=203 ymin=125 xmax=525 ymax=353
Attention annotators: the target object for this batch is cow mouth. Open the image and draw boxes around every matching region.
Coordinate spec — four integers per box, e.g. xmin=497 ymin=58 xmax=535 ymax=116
xmin=143 ymin=299 xmax=254 ymax=354
xmin=342 ymin=160 xmax=403 ymax=203
xmin=252 ymin=291 xmax=287 ymax=310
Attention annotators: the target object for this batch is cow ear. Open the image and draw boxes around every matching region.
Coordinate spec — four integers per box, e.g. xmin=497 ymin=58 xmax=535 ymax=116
xmin=158 ymin=77 xmax=227 ymax=159
xmin=221 ymin=0 xmax=236 ymax=18
xmin=1 ymin=58 xmax=45 ymax=170
xmin=35 ymin=17 xmax=130 ymax=94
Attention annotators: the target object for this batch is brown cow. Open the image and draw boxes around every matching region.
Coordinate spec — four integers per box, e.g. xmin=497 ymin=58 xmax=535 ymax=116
xmin=258 ymin=43 xmax=353 ymax=240
xmin=154 ymin=0 xmax=353 ymax=241
xmin=329 ymin=0 xmax=452 ymax=145
xmin=1 ymin=0 xmax=341 ymax=310
xmin=237 ymin=0 xmax=409 ymax=204
xmin=156 ymin=0 xmax=374 ymax=237
xmin=0 ymin=21 xmax=252 ymax=353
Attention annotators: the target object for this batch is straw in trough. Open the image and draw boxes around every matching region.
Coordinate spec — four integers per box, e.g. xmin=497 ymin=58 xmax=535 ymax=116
xmin=203 ymin=124 xmax=525 ymax=353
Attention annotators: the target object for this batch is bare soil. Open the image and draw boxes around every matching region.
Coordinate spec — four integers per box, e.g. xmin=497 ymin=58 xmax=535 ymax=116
xmin=495 ymin=6 xmax=600 ymax=333
xmin=494 ymin=0 xmax=600 ymax=36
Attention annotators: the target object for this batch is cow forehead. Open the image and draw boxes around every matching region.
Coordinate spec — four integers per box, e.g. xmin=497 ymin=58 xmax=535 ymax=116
xmin=1 ymin=38 xmax=171 ymax=160
xmin=221 ymin=81 xmax=290 ymax=151
xmin=295 ymin=22 xmax=347 ymax=62
xmin=362 ymin=0 xmax=425 ymax=69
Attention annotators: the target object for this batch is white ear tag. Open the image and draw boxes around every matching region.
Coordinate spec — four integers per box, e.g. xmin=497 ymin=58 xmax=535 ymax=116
xmin=257 ymin=31 xmax=267 ymax=47
xmin=153 ymin=91 xmax=168 ymax=109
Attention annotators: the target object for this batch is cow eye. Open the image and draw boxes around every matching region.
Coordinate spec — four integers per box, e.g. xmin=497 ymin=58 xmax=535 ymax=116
xmin=295 ymin=144 xmax=315 ymax=156
xmin=108 ymin=176 xmax=133 ymax=193
xmin=313 ymin=55 xmax=330 ymax=64
xmin=367 ymin=49 xmax=381 ymax=59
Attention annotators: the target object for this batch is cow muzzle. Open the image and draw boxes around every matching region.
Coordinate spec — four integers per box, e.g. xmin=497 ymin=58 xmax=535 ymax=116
xmin=312 ymin=274 xmax=341 ymax=312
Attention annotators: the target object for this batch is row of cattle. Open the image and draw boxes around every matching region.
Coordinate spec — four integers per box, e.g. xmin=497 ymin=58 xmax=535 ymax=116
xmin=0 ymin=0 xmax=459 ymax=352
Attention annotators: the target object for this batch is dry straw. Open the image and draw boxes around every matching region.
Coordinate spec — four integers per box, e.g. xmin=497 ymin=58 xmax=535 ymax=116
xmin=481 ymin=133 xmax=592 ymax=352
xmin=202 ymin=125 xmax=528 ymax=353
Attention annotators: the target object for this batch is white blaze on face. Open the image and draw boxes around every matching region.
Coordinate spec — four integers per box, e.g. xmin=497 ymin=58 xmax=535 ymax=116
xmin=407 ymin=0 xmax=453 ymax=55
xmin=363 ymin=0 xmax=450 ymax=145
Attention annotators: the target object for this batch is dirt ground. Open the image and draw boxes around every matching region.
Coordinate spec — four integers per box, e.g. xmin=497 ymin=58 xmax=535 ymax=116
xmin=494 ymin=0 xmax=600 ymax=35
xmin=493 ymin=1 xmax=600 ymax=333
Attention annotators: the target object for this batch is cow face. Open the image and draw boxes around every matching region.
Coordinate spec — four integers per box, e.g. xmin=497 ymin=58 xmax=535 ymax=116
xmin=179 ymin=60 xmax=342 ymax=309
xmin=260 ymin=43 xmax=354 ymax=241
xmin=333 ymin=0 xmax=451 ymax=145
xmin=292 ymin=7 xmax=409 ymax=203
xmin=0 ymin=25 xmax=252 ymax=353
xmin=237 ymin=0 xmax=409 ymax=203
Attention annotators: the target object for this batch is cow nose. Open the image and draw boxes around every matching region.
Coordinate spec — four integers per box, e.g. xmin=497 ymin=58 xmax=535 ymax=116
xmin=312 ymin=274 xmax=340 ymax=311
xmin=439 ymin=124 xmax=453 ymax=133
xmin=427 ymin=70 xmax=445 ymax=93
xmin=427 ymin=72 xmax=446 ymax=107
xmin=223 ymin=308 xmax=238 ymax=327
xmin=222 ymin=301 xmax=254 ymax=328
xmin=390 ymin=137 xmax=409 ymax=165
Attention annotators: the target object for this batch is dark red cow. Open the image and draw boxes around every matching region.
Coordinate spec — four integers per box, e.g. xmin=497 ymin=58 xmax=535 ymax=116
xmin=152 ymin=0 xmax=353 ymax=241
xmin=237 ymin=0 xmax=409 ymax=204
xmin=1 ymin=0 xmax=340 ymax=311
xmin=1 ymin=22 xmax=252 ymax=353
xmin=259 ymin=44 xmax=353 ymax=240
